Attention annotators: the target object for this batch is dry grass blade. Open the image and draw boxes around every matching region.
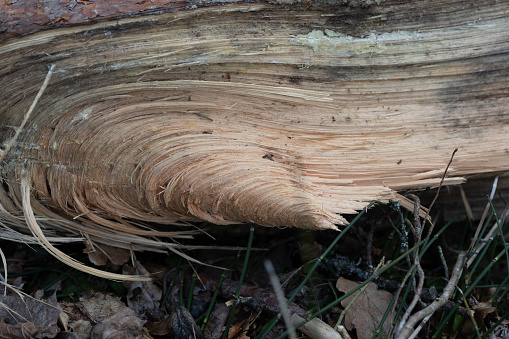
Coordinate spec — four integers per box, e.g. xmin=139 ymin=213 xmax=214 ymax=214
xmin=21 ymin=177 xmax=150 ymax=281
xmin=0 ymin=246 xmax=7 ymax=295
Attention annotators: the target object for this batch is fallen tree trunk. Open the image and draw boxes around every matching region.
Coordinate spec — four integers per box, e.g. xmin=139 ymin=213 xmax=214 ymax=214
xmin=0 ymin=0 xmax=508 ymax=253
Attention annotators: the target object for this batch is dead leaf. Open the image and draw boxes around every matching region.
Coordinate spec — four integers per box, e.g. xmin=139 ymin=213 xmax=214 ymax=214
xmin=62 ymin=301 xmax=93 ymax=338
xmin=203 ymin=303 xmax=229 ymax=339
xmin=69 ymin=320 xmax=93 ymax=339
xmin=79 ymin=291 xmax=127 ymax=323
xmin=170 ymin=305 xmax=203 ymax=339
xmin=145 ymin=313 xmax=171 ymax=336
xmin=228 ymin=311 xmax=257 ymax=339
xmin=472 ymin=302 xmax=497 ymax=331
xmin=0 ymin=291 xmax=61 ymax=339
xmin=99 ymin=244 xmax=131 ymax=266
xmin=84 ymin=242 xmax=108 ymax=266
xmin=59 ymin=311 xmax=70 ymax=331
xmin=77 ymin=291 xmax=146 ymax=339
xmin=0 ymin=318 xmax=38 ymax=339
xmin=336 ymin=277 xmax=395 ymax=339
xmin=84 ymin=243 xmax=130 ymax=266
xmin=123 ymin=261 xmax=169 ymax=335
xmin=91 ymin=307 xmax=146 ymax=339
xmin=123 ymin=261 xmax=162 ymax=312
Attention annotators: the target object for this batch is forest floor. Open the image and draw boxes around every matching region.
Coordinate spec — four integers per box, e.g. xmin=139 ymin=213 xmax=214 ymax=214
xmin=0 ymin=186 xmax=508 ymax=339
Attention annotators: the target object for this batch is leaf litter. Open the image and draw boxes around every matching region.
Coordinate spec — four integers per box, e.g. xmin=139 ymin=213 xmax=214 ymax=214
xmin=336 ymin=277 xmax=395 ymax=339
xmin=0 ymin=196 xmax=509 ymax=338
xmin=0 ymin=290 xmax=60 ymax=339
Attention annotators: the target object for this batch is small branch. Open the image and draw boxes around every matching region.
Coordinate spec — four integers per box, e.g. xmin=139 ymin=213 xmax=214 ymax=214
xmin=291 ymin=314 xmax=343 ymax=339
xmin=407 ymin=314 xmax=432 ymax=339
xmin=468 ymin=176 xmax=499 ymax=256
xmin=424 ymin=148 xmax=458 ymax=236
xmin=398 ymin=194 xmax=426 ymax=329
xmin=396 ymin=251 xmax=467 ymax=339
xmin=264 ymin=260 xmax=297 ymax=339
xmin=407 ymin=194 xmax=422 ymax=238
xmin=438 ymin=246 xmax=449 ymax=280
xmin=0 ymin=64 xmax=55 ymax=164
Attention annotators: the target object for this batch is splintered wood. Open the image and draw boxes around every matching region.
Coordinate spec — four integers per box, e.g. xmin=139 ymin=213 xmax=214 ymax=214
xmin=0 ymin=0 xmax=508 ymax=251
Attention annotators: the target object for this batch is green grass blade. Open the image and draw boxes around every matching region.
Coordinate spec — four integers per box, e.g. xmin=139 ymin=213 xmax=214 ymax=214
xmin=221 ymin=226 xmax=254 ymax=339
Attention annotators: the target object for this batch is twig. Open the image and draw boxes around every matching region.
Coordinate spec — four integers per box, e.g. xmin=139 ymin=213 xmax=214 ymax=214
xmin=336 ymin=325 xmax=351 ymax=339
xmin=396 ymin=251 xmax=467 ymax=339
xmin=468 ymin=176 xmax=499 ymax=256
xmin=397 ymin=194 xmax=426 ymax=329
xmin=265 ymin=260 xmax=297 ymax=339
xmin=459 ymin=186 xmax=474 ymax=222
xmin=291 ymin=314 xmax=343 ymax=339
xmin=407 ymin=194 xmax=422 ymax=238
xmin=388 ymin=261 xmax=417 ymax=337
xmin=424 ymin=148 xmax=458 ymax=236
xmin=398 ymin=263 xmax=425 ymax=333
xmin=466 ymin=178 xmax=505 ymax=268
xmin=407 ymin=314 xmax=432 ymax=339
xmin=438 ymin=246 xmax=449 ymax=280
xmin=0 ymin=64 xmax=55 ymax=164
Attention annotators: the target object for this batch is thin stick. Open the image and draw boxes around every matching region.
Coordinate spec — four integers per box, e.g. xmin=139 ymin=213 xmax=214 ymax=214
xmin=423 ymin=148 xmax=458 ymax=235
xmin=467 ymin=176 xmax=500 ymax=261
xmin=396 ymin=251 xmax=466 ymax=339
xmin=397 ymin=194 xmax=426 ymax=333
xmin=459 ymin=186 xmax=474 ymax=222
xmin=437 ymin=246 xmax=449 ymax=280
xmin=265 ymin=260 xmax=297 ymax=339
xmin=291 ymin=313 xmax=343 ymax=339
xmin=407 ymin=314 xmax=432 ymax=339
xmin=0 ymin=65 xmax=55 ymax=164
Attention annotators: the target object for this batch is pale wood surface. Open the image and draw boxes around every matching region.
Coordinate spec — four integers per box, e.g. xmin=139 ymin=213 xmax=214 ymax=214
xmin=0 ymin=1 xmax=508 ymax=250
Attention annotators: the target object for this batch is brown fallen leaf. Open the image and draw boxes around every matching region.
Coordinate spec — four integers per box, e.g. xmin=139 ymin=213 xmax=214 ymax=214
xmin=123 ymin=261 xmax=169 ymax=335
xmin=336 ymin=277 xmax=395 ymax=339
xmin=170 ymin=305 xmax=204 ymax=339
xmin=203 ymin=303 xmax=229 ymax=339
xmin=79 ymin=291 xmax=128 ymax=323
xmin=91 ymin=307 xmax=147 ymax=339
xmin=145 ymin=313 xmax=171 ymax=336
xmin=472 ymin=302 xmax=497 ymax=331
xmin=0 ymin=318 xmax=39 ymax=339
xmin=68 ymin=320 xmax=93 ymax=339
xmin=84 ymin=242 xmax=130 ymax=266
xmin=77 ymin=291 xmax=146 ymax=339
xmin=123 ymin=261 xmax=162 ymax=312
xmin=0 ymin=291 xmax=61 ymax=339
xmin=227 ymin=310 xmax=257 ymax=339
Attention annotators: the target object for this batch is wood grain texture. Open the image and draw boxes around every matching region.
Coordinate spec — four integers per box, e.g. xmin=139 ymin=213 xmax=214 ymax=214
xmin=0 ymin=0 xmax=508 ymax=251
